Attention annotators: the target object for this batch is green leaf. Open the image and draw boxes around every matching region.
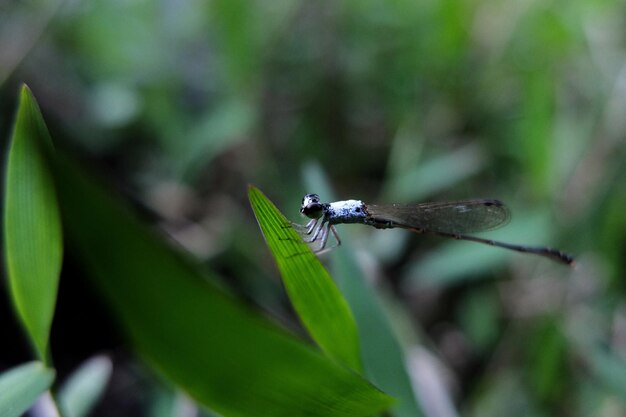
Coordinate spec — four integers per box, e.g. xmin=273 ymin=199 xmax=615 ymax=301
xmin=248 ymin=186 xmax=362 ymax=371
xmin=333 ymin=252 xmax=424 ymax=417
xmin=58 ymin=356 xmax=112 ymax=417
xmin=3 ymin=85 xmax=63 ymax=361
xmin=526 ymin=318 xmax=568 ymax=403
xmin=0 ymin=362 xmax=55 ymax=417
xmin=47 ymin=153 xmax=392 ymax=416
xmin=302 ymin=162 xmax=425 ymax=417
xmin=385 ymin=143 xmax=485 ymax=204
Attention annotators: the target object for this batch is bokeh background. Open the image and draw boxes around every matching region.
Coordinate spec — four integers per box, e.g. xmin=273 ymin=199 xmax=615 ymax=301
xmin=2 ymin=0 xmax=626 ymax=415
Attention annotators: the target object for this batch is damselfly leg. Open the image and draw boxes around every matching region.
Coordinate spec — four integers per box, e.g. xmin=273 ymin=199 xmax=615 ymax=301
xmin=312 ymin=222 xmax=341 ymax=255
xmin=288 ymin=218 xmax=316 ymax=231
xmin=292 ymin=217 xmax=342 ymax=254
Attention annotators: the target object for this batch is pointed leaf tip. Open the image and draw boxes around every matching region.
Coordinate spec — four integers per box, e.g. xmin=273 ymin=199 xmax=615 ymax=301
xmin=4 ymin=87 xmax=62 ymax=361
xmin=249 ymin=187 xmax=363 ymax=372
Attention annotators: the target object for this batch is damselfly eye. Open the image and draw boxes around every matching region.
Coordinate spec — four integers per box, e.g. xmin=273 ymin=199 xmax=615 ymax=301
xmin=300 ymin=194 xmax=324 ymax=219
xmin=302 ymin=194 xmax=320 ymax=204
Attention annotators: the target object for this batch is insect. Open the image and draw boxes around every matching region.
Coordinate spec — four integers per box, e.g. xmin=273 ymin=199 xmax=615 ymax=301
xmin=296 ymin=193 xmax=574 ymax=265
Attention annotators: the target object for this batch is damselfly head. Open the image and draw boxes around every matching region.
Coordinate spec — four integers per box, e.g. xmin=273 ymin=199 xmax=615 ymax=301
xmin=300 ymin=193 xmax=325 ymax=219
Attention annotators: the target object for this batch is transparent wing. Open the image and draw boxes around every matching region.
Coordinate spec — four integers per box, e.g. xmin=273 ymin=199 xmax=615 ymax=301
xmin=366 ymin=199 xmax=510 ymax=234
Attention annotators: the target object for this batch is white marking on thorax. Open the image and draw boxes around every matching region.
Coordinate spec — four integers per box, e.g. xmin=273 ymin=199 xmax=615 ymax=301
xmin=327 ymin=200 xmax=367 ymax=224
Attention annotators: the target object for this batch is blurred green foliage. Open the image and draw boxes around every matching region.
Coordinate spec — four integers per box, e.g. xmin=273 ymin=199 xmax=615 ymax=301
xmin=2 ymin=0 xmax=626 ymax=415
xmin=2 ymin=88 xmax=394 ymax=417
xmin=0 ymin=361 xmax=55 ymax=417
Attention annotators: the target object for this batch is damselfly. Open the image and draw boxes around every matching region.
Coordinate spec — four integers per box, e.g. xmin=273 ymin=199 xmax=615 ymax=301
xmin=296 ymin=194 xmax=574 ymax=265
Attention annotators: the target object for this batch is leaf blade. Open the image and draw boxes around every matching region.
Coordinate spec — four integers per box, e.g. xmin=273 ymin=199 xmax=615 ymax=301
xmin=3 ymin=85 xmax=63 ymax=361
xmin=58 ymin=356 xmax=113 ymax=417
xmin=302 ymin=162 xmax=426 ymax=417
xmin=0 ymin=362 xmax=55 ymax=417
xmin=248 ymin=186 xmax=362 ymax=372
xmin=48 ymin=154 xmax=392 ymax=417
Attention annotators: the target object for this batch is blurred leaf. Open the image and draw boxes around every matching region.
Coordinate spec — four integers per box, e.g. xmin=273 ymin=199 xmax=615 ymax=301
xmin=302 ymin=162 xmax=425 ymax=417
xmin=208 ymin=0 xmax=297 ymax=93
xmin=598 ymin=179 xmax=626 ymax=283
xmin=3 ymin=85 xmax=63 ymax=362
xmin=384 ymin=144 xmax=486 ymax=203
xmin=65 ymin=0 xmax=162 ymax=77
xmin=458 ymin=289 xmax=500 ymax=352
xmin=181 ymin=99 xmax=256 ymax=179
xmin=58 ymin=356 xmax=113 ymax=417
xmin=526 ymin=318 xmax=568 ymax=403
xmin=248 ymin=185 xmax=362 ymax=371
xmin=404 ymin=241 xmax=506 ymax=290
xmin=430 ymin=0 xmax=471 ymax=68
xmin=148 ymin=386 xmax=203 ymax=417
xmin=0 ymin=362 xmax=55 ymax=417
xmin=48 ymin=152 xmax=392 ymax=417
xmin=333 ymin=252 xmax=424 ymax=417
xmin=516 ymin=70 xmax=553 ymax=197
xmin=209 ymin=0 xmax=258 ymax=91
xmin=406 ymin=347 xmax=460 ymax=417
xmin=0 ymin=1 xmax=63 ymax=85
